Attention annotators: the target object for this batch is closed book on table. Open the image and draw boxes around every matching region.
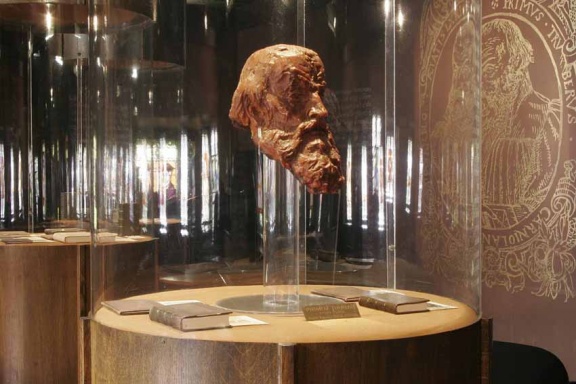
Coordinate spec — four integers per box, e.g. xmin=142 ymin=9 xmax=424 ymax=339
xmin=52 ymin=231 xmax=91 ymax=243
xmin=149 ymin=302 xmax=232 ymax=331
xmin=0 ymin=238 xmax=33 ymax=244
xmin=359 ymin=292 xmax=429 ymax=314
xmin=52 ymin=231 xmax=117 ymax=243
xmin=44 ymin=228 xmax=85 ymax=235
xmin=102 ymin=299 xmax=159 ymax=315
xmin=311 ymin=286 xmax=370 ymax=302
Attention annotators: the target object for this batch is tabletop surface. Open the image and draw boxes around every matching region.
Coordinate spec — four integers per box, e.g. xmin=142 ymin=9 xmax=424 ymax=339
xmin=94 ymin=285 xmax=478 ymax=344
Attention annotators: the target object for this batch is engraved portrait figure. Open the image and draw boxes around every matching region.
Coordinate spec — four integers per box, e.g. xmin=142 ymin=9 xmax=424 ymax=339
xmin=419 ymin=2 xmax=483 ymax=289
xmin=482 ymin=19 xmax=561 ymax=229
xmin=432 ymin=22 xmax=479 ymax=217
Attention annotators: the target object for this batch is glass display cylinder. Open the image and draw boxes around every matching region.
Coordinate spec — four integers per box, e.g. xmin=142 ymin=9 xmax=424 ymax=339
xmin=0 ymin=0 xmax=154 ymax=233
xmin=0 ymin=2 xmax=90 ymax=231
xmin=88 ymin=0 xmax=482 ymax=318
xmin=87 ymin=0 xmax=186 ymax=309
xmin=261 ymin=157 xmax=303 ymax=311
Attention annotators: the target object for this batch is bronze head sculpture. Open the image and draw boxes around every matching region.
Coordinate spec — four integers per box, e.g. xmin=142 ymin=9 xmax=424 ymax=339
xmin=229 ymin=44 xmax=344 ymax=194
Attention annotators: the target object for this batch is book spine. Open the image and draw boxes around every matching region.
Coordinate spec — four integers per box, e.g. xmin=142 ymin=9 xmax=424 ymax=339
xmin=149 ymin=307 xmax=183 ymax=330
xmin=358 ymin=297 xmax=397 ymax=314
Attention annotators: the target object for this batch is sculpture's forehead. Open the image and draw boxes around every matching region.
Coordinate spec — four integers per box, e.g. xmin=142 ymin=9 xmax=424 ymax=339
xmin=240 ymin=45 xmax=325 ymax=91
xmin=270 ymin=53 xmax=324 ymax=84
xmin=259 ymin=45 xmax=322 ymax=69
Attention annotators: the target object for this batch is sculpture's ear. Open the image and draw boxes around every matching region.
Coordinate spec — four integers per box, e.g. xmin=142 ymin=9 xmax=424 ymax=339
xmin=229 ymin=92 xmax=253 ymax=129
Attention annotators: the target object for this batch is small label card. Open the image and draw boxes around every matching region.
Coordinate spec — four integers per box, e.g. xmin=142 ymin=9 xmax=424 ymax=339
xmin=303 ymin=303 xmax=360 ymax=321
xmin=229 ymin=316 xmax=268 ymax=327
xmin=427 ymin=301 xmax=458 ymax=311
xmin=158 ymin=300 xmax=200 ymax=306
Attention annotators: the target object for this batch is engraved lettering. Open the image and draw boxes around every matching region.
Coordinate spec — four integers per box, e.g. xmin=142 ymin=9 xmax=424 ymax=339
xmin=483 ymin=233 xmax=506 ymax=247
xmin=563 ymin=68 xmax=574 ymax=82
xmin=547 ymin=26 xmax=564 ymax=50
xmin=565 ymin=65 xmax=576 ymax=115
xmin=566 ymin=88 xmax=576 ymax=112
xmin=503 ymin=0 xmax=545 ymax=20
xmin=483 ymin=233 xmax=494 ymax=246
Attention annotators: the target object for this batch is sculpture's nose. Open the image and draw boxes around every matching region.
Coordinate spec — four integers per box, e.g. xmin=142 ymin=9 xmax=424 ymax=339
xmin=308 ymin=93 xmax=328 ymax=119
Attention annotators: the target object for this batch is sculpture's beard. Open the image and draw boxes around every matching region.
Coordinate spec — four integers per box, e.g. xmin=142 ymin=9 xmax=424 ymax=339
xmin=256 ymin=119 xmax=344 ymax=194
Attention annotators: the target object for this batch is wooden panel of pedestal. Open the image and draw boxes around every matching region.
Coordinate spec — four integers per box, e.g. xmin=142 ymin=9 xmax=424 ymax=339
xmin=0 ymin=237 xmax=158 ymax=384
xmin=0 ymin=242 xmax=81 ymax=384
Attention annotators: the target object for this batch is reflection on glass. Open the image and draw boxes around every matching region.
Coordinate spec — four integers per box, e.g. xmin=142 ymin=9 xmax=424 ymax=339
xmin=361 ymin=145 xmax=368 ymax=229
xmin=179 ymin=133 xmax=189 ymax=225
xmin=200 ymin=131 xmax=211 ymax=230
xmin=405 ymin=139 xmax=412 ymax=213
xmin=345 ymin=142 xmax=353 ymax=225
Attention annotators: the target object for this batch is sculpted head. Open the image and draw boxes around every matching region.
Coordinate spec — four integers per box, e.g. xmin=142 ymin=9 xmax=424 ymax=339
xmin=229 ymin=44 xmax=344 ymax=194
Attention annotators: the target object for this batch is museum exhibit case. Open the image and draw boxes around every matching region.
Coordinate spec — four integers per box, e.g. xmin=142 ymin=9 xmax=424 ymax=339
xmin=86 ymin=0 xmax=483 ymax=383
xmin=0 ymin=1 xmax=162 ymax=383
xmin=0 ymin=0 xmax=482 ymax=383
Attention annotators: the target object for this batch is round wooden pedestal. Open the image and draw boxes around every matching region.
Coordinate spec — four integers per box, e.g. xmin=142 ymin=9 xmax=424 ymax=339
xmin=92 ymin=285 xmax=482 ymax=384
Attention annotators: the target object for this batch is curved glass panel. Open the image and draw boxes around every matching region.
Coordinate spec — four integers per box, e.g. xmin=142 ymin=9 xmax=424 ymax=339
xmin=0 ymin=1 xmax=157 ymax=233
xmin=89 ymin=0 xmax=481 ymax=317
xmin=0 ymin=3 xmax=91 ymax=231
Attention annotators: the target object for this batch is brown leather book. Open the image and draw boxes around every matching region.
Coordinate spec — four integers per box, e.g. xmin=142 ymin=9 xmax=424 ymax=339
xmin=358 ymin=292 xmax=429 ymax=314
xmin=102 ymin=299 xmax=159 ymax=315
xmin=310 ymin=286 xmax=370 ymax=302
xmin=149 ymin=302 xmax=232 ymax=332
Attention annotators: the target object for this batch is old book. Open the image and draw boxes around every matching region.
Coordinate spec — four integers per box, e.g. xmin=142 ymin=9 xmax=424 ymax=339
xmin=44 ymin=227 xmax=85 ymax=235
xmin=358 ymin=292 xmax=429 ymax=314
xmin=311 ymin=286 xmax=370 ymax=302
xmin=95 ymin=232 xmax=117 ymax=242
xmin=0 ymin=237 xmax=33 ymax=244
xmin=0 ymin=231 xmax=31 ymax=237
xmin=52 ymin=231 xmax=117 ymax=243
xmin=52 ymin=231 xmax=91 ymax=243
xmin=149 ymin=302 xmax=232 ymax=332
xmin=102 ymin=299 xmax=159 ymax=315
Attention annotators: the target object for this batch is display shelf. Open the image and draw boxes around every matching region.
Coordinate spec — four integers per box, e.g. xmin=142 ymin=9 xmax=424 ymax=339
xmin=91 ymin=285 xmax=481 ymax=384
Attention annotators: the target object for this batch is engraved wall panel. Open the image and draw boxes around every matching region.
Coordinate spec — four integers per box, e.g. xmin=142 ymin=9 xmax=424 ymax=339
xmin=480 ymin=0 xmax=576 ymax=378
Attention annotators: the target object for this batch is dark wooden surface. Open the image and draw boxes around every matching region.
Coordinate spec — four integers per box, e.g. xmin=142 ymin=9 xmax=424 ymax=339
xmin=92 ymin=322 xmax=280 ymax=384
xmin=481 ymin=318 xmax=493 ymax=384
xmin=0 ymin=238 xmax=157 ymax=384
xmin=279 ymin=343 xmax=296 ymax=384
xmin=295 ymin=322 xmax=482 ymax=384
xmin=91 ymin=317 xmax=482 ymax=384
xmin=0 ymin=243 xmax=80 ymax=384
